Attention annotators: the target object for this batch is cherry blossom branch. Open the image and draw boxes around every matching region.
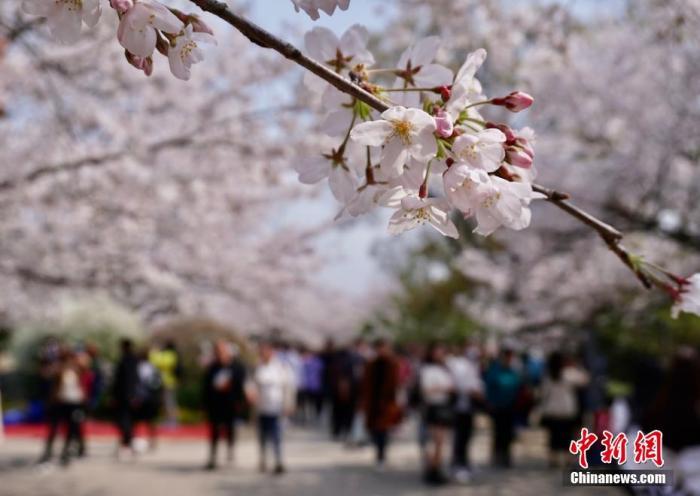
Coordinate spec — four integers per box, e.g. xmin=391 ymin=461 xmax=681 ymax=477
xmin=532 ymin=184 xmax=651 ymax=288
xmin=189 ymin=0 xmax=652 ymax=287
xmin=189 ymin=0 xmax=388 ymax=111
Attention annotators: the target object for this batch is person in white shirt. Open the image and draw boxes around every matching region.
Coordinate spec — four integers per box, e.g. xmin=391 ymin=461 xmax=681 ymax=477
xmin=539 ymin=352 xmax=589 ymax=467
xmin=419 ymin=342 xmax=455 ymax=486
xmin=247 ymin=341 xmax=296 ymax=474
xmin=447 ymin=344 xmax=484 ymax=482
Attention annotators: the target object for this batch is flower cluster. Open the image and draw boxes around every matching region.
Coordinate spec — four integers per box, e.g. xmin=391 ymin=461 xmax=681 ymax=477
xmin=295 ymin=26 xmax=542 ymax=239
xmin=22 ymin=0 xmax=215 ymax=80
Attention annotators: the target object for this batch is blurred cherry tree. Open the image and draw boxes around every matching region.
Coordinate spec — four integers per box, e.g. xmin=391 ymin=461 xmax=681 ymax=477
xmin=0 ymin=2 xmax=360 ymax=339
xmin=1 ymin=0 xmax=698 ymax=343
xmin=375 ymin=0 xmax=700 ymax=339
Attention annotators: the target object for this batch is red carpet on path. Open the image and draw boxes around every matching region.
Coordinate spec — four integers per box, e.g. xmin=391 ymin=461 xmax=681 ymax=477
xmin=4 ymin=421 xmax=209 ymax=439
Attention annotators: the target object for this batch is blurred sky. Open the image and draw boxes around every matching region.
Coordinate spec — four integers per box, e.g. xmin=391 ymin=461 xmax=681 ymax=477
xmin=247 ymin=1 xmax=404 ymax=298
xmin=241 ymin=0 xmax=627 ymax=298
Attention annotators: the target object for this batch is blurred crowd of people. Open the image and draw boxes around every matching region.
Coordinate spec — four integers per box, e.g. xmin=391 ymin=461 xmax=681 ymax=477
xmin=29 ymin=335 xmax=700 ymax=492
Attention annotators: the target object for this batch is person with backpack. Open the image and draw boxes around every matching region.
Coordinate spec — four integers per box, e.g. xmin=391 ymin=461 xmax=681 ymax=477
xmin=133 ymin=348 xmax=163 ymax=451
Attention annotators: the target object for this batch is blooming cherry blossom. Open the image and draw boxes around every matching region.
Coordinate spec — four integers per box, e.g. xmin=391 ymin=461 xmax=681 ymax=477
xmin=381 ymin=187 xmax=458 ymax=238
xmin=304 ymin=24 xmax=373 ymax=96
xmin=305 ymin=24 xmax=373 ymax=73
xmin=291 ymin=0 xmax=350 ymax=20
xmin=319 ymin=86 xmax=357 ymax=138
xmin=294 ymin=149 xmax=360 ymax=205
xmin=444 ymin=166 xmax=542 ymax=236
xmin=392 ymin=36 xmax=453 ymax=107
xmin=350 ymin=106 xmax=437 ymax=177
xmin=117 ymin=0 xmax=184 ymax=58
xmin=451 ymin=128 xmax=506 ymax=173
xmin=168 ymin=24 xmax=216 ymax=81
xmin=672 ymin=274 xmax=700 ymax=318
xmin=445 ymin=48 xmax=488 ymax=120
xmin=22 ymin=0 xmax=102 ymax=44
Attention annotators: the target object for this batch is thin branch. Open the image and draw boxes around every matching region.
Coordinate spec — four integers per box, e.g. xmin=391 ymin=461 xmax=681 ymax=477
xmin=190 ymin=0 xmax=388 ymax=111
xmin=190 ymin=0 xmax=649 ymax=287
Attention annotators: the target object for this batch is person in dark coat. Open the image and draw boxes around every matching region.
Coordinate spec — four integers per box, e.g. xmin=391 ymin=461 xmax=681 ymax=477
xmin=112 ymin=339 xmax=139 ymax=458
xmin=484 ymin=348 xmax=522 ymax=468
xmin=360 ymin=339 xmax=400 ymax=469
xmin=202 ymin=340 xmax=246 ymax=470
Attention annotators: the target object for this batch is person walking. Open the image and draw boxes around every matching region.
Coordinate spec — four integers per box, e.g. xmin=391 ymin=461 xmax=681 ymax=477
xmin=202 ymin=340 xmax=247 ymax=470
xmin=112 ymin=339 xmax=139 ymax=459
xmin=133 ymin=348 xmax=163 ymax=451
xmin=299 ymin=347 xmax=324 ymax=424
xmin=419 ymin=342 xmax=455 ymax=485
xmin=539 ymin=352 xmax=589 ymax=467
xmin=447 ymin=343 xmax=484 ymax=482
xmin=360 ymin=339 xmax=400 ymax=470
xmin=247 ymin=341 xmax=295 ymax=475
xmin=484 ymin=348 xmax=522 ymax=468
xmin=149 ymin=340 xmax=181 ymax=427
xmin=39 ymin=349 xmax=88 ymax=465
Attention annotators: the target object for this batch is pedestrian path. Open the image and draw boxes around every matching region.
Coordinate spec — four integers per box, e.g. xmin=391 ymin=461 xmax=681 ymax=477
xmin=0 ymin=423 xmax=621 ymax=496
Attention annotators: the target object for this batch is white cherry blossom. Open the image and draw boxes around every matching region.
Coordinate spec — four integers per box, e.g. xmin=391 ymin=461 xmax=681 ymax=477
xmin=291 ymin=0 xmax=350 ymax=20
xmin=672 ymin=274 xmax=700 ymax=318
xmin=303 ymin=24 xmax=374 ymax=94
xmin=381 ymin=187 xmax=458 ymax=238
xmin=444 ymin=166 xmax=543 ymax=236
xmin=392 ymin=36 xmax=453 ymax=107
xmin=168 ymin=24 xmax=216 ymax=81
xmin=305 ymin=24 xmax=374 ymax=72
xmin=451 ymin=128 xmax=506 ymax=172
xmin=446 ymin=48 xmax=488 ymax=120
xmin=22 ymin=0 xmax=101 ymax=44
xmin=117 ymin=0 xmax=184 ymax=58
xmin=350 ymin=106 xmax=437 ymax=178
xmin=319 ymin=86 xmax=356 ymax=137
xmin=294 ymin=147 xmax=362 ymax=205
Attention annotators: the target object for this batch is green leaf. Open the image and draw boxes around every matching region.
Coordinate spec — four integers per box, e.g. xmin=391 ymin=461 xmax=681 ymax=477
xmin=354 ymin=100 xmax=372 ymax=121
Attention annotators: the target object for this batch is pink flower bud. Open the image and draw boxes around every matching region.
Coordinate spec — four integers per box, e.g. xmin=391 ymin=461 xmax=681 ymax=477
xmin=110 ymin=0 xmax=133 ymax=15
xmin=125 ymin=51 xmax=153 ymax=77
xmin=434 ymin=109 xmax=454 ymax=139
xmin=514 ymin=137 xmax=534 ymax=158
xmin=171 ymin=10 xmax=214 ymax=35
xmin=189 ymin=15 xmax=214 ymax=35
xmin=485 ymin=122 xmax=516 ymax=143
xmin=437 ymin=85 xmax=451 ymax=102
xmin=505 ymin=145 xmax=533 ymax=168
xmin=491 ymin=91 xmax=534 ymax=112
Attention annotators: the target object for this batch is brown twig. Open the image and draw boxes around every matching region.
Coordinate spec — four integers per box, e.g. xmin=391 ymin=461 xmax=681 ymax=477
xmin=189 ymin=0 xmax=650 ymax=288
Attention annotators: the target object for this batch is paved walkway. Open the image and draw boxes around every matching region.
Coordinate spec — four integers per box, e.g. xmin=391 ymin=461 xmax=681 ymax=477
xmin=0 ymin=420 xmax=620 ymax=496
